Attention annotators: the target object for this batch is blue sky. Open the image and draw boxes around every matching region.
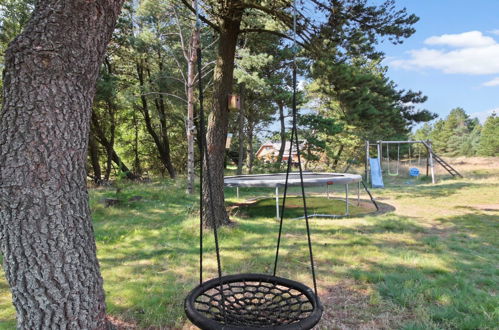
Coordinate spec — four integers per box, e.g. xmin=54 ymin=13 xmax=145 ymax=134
xmin=379 ymin=0 xmax=499 ymax=124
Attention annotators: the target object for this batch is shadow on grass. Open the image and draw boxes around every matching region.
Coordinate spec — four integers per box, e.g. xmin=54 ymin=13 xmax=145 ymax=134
xmin=384 ymin=181 xmax=496 ymax=199
xmin=346 ymin=212 xmax=499 ymax=329
xmin=228 ymin=197 xmax=394 ymax=220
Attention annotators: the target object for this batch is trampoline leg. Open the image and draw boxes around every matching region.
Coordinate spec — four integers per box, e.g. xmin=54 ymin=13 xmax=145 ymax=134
xmin=327 ymin=184 xmax=330 ymax=199
xmin=345 ymin=184 xmax=349 ymax=216
xmin=357 ymin=181 xmax=360 ymax=206
xmin=236 ymin=187 xmax=239 ymax=199
xmin=275 ymin=186 xmax=279 ymax=219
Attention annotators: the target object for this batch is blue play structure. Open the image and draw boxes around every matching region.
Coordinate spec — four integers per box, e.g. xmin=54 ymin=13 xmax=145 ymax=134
xmin=369 ymin=157 xmax=384 ymax=188
xmin=409 ymin=167 xmax=420 ymax=177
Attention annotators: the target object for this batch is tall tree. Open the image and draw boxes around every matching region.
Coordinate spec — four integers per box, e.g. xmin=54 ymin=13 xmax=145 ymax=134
xmin=0 ymin=0 xmax=124 ymax=328
xmin=182 ymin=0 xmax=419 ymax=227
xmin=478 ymin=113 xmax=499 ymax=156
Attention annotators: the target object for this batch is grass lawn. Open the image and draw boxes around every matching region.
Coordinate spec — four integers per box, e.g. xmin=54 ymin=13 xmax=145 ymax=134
xmin=0 ymin=158 xmax=498 ymax=329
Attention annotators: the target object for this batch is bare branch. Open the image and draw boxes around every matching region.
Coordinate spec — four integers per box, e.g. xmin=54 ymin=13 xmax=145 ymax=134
xmin=140 ymin=92 xmax=188 ymax=104
xmin=239 ymin=28 xmax=308 ymax=49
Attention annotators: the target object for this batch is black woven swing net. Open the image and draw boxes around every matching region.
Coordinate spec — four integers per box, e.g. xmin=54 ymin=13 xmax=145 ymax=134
xmin=185 ymin=274 xmax=321 ymax=329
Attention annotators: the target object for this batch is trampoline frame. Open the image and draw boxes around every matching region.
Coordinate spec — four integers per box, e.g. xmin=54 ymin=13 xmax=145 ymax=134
xmin=225 ymin=173 xmax=370 ymax=219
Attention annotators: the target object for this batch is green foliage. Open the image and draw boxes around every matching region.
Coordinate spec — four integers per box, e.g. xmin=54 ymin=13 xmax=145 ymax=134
xmin=0 ymin=0 xmax=430 ymax=176
xmin=477 ymin=113 xmax=499 ymax=156
xmin=414 ymin=108 xmax=493 ymax=157
xmin=298 ymin=113 xmax=344 ymax=165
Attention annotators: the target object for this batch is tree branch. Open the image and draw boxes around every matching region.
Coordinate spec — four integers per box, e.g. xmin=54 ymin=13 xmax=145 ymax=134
xmin=239 ymin=28 xmax=308 ymax=49
xmin=179 ymin=0 xmax=220 ymax=32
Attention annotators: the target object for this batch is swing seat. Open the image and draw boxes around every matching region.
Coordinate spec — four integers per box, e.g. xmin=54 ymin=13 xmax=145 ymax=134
xmin=185 ymin=273 xmax=323 ymax=330
xmin=409 ymin=168 xmax=420 ymax=177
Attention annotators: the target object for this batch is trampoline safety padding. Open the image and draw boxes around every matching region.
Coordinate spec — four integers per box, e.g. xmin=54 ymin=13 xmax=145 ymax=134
xmin=224 ymin=173 xmax=364 ymax=219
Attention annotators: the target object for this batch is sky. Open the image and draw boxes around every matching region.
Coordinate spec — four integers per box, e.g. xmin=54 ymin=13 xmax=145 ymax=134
xmin=378 ymin=0 xmax=499 ymax=124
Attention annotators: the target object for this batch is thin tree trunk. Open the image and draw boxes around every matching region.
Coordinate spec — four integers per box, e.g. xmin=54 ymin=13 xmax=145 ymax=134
xmin=186 ymin=23 xmax=199 ymax=194
xmin=0 ymin=1 xmax=124 ymax=328
xmin=91 ymin=111 xmax=135 ymax=179
xmin=246 ymin=122 xmax=255 ymax=174
xmin=277 ymin=101 xmax=286 ymax=163
xmin=204 ymin=7 xmax=243 ymax=227
xmin=89 ymin=132 xmax=103 ymax=184
xmin=133 ymin=110 xmax=142 ymax=175
xmin=332 ymin=144 xmax=345 ymax=170
xmin=236 ymin=85 xmax=245 ymax=175
xmin=137 ymin=60 xmax=176 ymax=179
xmin=156 ymin=52 xmax=176 ymax=179
xmin=102 ymin=57 xmax=117 ymax=181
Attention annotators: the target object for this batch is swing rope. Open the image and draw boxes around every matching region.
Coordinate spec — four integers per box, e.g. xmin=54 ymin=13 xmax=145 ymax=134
xmin=194 ymin=0 xmax=227 ymax=322
xmin=273 ymin=1 xmax=318 ymax=295
xmin=185 ymin=1 xmax=322 ymax=328
xmin=387 ymin=143 xmax=400 ymax=176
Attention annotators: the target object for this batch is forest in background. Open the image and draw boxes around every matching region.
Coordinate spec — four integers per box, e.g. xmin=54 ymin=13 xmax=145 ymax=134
xmin=2 ymin=0 xmax=496 ymax=188
xmin=413 ymin=108 xmax=498 ymax=157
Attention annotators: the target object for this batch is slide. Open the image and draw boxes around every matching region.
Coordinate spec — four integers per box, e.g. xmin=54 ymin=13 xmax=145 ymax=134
xmin=369 ymin=158 xmax=384 ymax=188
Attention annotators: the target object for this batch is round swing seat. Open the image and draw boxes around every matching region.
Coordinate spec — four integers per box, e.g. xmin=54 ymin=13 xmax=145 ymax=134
xmin=184 ymin=273 xmax=323 ymax=330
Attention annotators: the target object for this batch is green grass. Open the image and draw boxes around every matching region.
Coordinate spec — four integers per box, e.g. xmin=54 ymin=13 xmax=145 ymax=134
xmin=0 ymin=165 xmax=498 ymax=329
xmin=236 ymin=196 xmax=368 ymax=218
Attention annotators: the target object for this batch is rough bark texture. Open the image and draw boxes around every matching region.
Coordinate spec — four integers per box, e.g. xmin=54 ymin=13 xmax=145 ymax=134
xmin=0 ymin=0 xmax=124 ymax=328
xmin=203 ymin=5 xmax=243 ymax=227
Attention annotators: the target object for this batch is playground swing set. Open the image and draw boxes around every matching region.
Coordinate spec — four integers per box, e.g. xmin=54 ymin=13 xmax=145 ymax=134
xmin=365 ymin=140 xmax=462 ymax=188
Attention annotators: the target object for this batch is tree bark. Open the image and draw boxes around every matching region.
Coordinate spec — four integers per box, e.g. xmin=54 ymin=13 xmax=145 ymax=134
xmin=0 ymin=0 xmax=124 ymax=328
xmin=204 ymin=6 xmax=244 ymax=227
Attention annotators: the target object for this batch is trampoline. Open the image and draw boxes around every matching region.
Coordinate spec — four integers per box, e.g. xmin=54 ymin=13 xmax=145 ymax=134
xmin=225 ymin=172 xmax=373 ymax=219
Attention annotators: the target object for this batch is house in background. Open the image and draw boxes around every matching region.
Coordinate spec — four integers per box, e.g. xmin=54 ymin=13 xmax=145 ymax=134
xmin=255 ymin=142 xmax=303 ymax=163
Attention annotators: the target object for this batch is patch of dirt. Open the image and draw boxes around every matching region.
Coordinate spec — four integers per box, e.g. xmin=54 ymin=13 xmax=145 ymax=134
xmin=317 ymin=280 xmax=411 ymax=329
xmin=471 ymin=204 xmax=499 ymax=212
xmin=107 ymin=316 xmax=140 ymax=329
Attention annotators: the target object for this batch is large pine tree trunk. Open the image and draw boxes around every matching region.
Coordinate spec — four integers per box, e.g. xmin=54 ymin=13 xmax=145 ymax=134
xmin=0 ymin=1 xmax=124 ymax=328
xmin=203 ymin=7 xmax=243 ymax=227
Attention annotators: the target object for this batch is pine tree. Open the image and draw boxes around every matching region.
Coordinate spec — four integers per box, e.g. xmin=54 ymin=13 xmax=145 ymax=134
xmin=478 ymin=113 xmax=499 ymax=156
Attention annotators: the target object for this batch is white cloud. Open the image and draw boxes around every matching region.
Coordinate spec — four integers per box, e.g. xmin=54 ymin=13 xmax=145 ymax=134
xmin=391 ymin=31 xmax=499 ymax=75
xmin=425 ymin=31 xmax=495 ymax=48
xmin=483 ymin=77 xmax=499 ymax=87
xmin=469 ymin=108 xmax=498 ymax=123
xmin=490 ymin=29 xmax=499 ymax=35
